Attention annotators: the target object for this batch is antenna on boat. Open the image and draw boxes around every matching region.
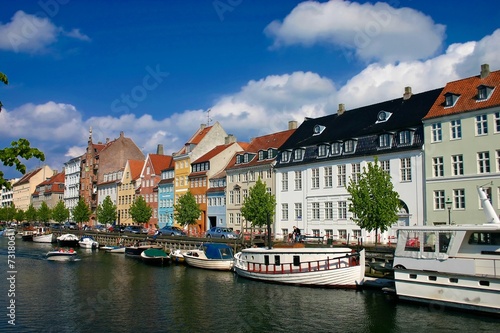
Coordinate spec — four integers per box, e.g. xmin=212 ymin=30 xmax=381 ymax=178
xmin=477 ymin=184 xmax=500 ymax=224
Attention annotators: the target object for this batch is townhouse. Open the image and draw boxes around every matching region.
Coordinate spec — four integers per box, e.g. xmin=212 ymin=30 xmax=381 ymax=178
xmin=63 ymin=156 xmax=81 ymax=221
xmin=31 ymin=171 xmax=65 ymax=210
xmin=158 ymin=163 xmax=175 ymax=228
xmin=1 ymin=178 xmax=18 ymax=207
xmin=12 ymin=166 xmax=55 ymax=211
xmin=117 ymin=159 xmax=144 ymax=226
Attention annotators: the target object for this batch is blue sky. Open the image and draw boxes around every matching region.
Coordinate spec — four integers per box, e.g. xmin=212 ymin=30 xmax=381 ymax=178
xmin=1 ymin=0 xmax=500 ymax=179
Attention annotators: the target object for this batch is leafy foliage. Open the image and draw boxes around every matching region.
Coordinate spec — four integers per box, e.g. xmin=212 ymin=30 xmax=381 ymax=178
xmin=240 ymin=178 xmax=276 ymax=227
xmin=173 ymin=191 xmax=201 ymax=227
xmin=347 ymin=157 xmax=401 ymax=243
xmin=37 ymin=202 xmax=52 ymax=224
xmin=25 ymin=204 xmax=37 ymax=223
xmin=14 ymin=208 xmax=25 ymax=223
xmin=97 ymin=195 xmax=117 ymax=225
xmin=129 ymin=195 xmax=152 ymax=225
xmin=0 ymin=205 xmax=16 ymax=222
xmin=0 ymin=71 xmax=45 ymax=189
xmin=52 ymin=200 xmax=70 ymax=224
xmin=73 ymin=199 xmax=91 ymax=225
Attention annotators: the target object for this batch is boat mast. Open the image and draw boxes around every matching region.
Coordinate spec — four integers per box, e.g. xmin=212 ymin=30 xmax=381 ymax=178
xmin=477 ymin=186 xmax=500 ymax=224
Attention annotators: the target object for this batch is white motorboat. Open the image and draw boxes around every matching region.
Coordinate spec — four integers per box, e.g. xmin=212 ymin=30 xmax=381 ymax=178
xmin=170 ymin=249 xmax=188 ymax=263
xmin=79 ymin=236 xmax=99 ymax=249
xmin=33 ymin=233 xmax=55 ymax=243
xmin=57 ymin=233 xmax=80 ymax=247
xmin=104 ymin=245 xmax=125 ymax=253
xmin=46 ymin=248 xmax=78 ymax=261
xmin=393 ymin=187 xmax=500 ymax=315
xmin=3 ymin=228 xmax=17 ymax=237
xmin=183 ymin=243 xmax=234 ymax=271
xmin=234 ymin=246 xmax=365 ymax=288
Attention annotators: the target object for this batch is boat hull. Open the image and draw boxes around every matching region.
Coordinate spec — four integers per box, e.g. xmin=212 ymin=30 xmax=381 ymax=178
xmin=184 ymin=254 xmax=234 ymax=271
xmin=125 ymin=245 xmax=162 ymax=257
xmin=141 ymin=250 xmax=170 ymax=266
xmin=79 ymin=238 xmax=99 ymax=249
xmin=33 ymin=234 xmax=55 ymax=243
xmin=105 ymin=246 xmax=125 ymax=253
xmin=46 ymin=251 xmax=78 ymax=261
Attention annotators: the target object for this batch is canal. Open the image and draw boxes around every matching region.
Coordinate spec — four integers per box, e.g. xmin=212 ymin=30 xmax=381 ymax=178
xmin=1 ymin=237 xmax=499 ymax=333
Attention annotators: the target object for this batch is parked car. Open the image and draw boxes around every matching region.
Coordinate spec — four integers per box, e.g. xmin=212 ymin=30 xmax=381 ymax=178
xmin=157 ymin=225 xmax=186 ymax=237
xmin=205 ymin=227 xmax=239 ymax=239
xmin=64 ymin=222 xmax=78 ymax=230
xmin=94 ymin=225 xmax=107 ymax=232
xmin=123 ymin=225 xmax=142 ymax=234
xmin=51 ymin=223 xmax=63 ymax=231
xmin=108 ymin=225 xmax=125 ymax=233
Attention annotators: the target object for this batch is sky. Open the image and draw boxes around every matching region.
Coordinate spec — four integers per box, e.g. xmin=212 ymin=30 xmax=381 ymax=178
xmin=1 ymin=0 xmax=500 ymax=179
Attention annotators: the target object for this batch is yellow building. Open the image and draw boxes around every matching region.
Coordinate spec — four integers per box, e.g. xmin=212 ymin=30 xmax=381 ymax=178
xmin=117 ymin=160 xmax=144 ymax=226
xmin=12 ymin=166 xmax=55 ymax=211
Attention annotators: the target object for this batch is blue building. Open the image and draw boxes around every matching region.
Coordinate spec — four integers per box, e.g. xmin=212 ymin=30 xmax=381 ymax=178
xmin=158 ymin=166 xmax=175 ymax=228
xmin=207 ymin=171 xmax=227 ymax=229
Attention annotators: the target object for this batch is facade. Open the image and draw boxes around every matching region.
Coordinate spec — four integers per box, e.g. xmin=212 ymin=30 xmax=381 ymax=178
xmin=63 ymin=156 xmax=81 ymax=221
xmin=79 ymin=129 xmax=145 ymax=225
xmin=423 ymin=64 xmax=500 ymax=225
xmin=189 ymin=136 xmax=245 ymax=232
xmin=225 ymin=122 xmax=297 ymax=234
xmin=31 ymin=171 xmax=65 ymax=210
xmin=117 ymin=159 xmax=144 ymax=226
xmin=206 ymin=171 xmax=227 ymax=228
xmin=1 ymin=179 xmax=18 ymax=207
xmin=139 ymin=147 xmax=173 ymax=228
xmin=96 ymin=168 xmax=123 ymax=225
xmin=274 ymin=88 xmax=443 ymax=243
xmin=12 ymin=166 xmax=55 ymax=211
xmin=158 ymin=166 xmax=175 ymax=228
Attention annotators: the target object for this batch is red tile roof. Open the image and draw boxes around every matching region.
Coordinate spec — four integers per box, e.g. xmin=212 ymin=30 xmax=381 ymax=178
xmin=148 ymin=154 xmax=173 ymax=174
xmin=175 ymin=125 xmax=213 ymax=155
xmin=424 ymin=68 xmax=500 ymax=120
xmin=128 ymin=160 xmax=144 ymax=181
xmin=14 ymin=168 xmax=43 ymax=185
xmin=191 ymin=142 xmax=241 ymax=164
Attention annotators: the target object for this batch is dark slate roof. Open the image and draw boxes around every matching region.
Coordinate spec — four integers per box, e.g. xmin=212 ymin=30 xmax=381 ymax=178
xmin=276 ymin=88 xmax=443 ymax=167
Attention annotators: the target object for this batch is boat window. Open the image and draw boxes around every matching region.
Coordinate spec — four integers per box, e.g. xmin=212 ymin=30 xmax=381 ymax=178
xmin=403 ymin=231 xmax=420 ymax=251
xmin=439 ymin=233 xmax=452 ymax=253
xmin=468 ymin=232 xmax=500 ymax=245
xmin=264 ymin=255 xmax=269 ymax=266
xmin=274 ymin=255 xmax=280 ymax=266
xmin=423 ymin=232 xmax=436 ymax=252
xmin=293 ymin=255 xmax=300 ymax=266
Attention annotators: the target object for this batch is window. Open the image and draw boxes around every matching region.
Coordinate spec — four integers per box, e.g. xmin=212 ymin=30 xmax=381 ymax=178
xmin=477 ymin=85 xmax=493 ymax=101
xmin=318 ymin=144 xmax=328 ymax=157
xmin=229 ymin=190 xmax=234 ymax=204
xmin=451 ymin=155 xmax=464 ymax=176
xmin=331 ymin=142 xmax=342 ymax=155
xmin=432 ymin=157 xmax=444 ymax=177
xmin=294 ymin=203 xmax=302 ymax=220
xmin=476 ymin=115 xmax=488 ymax=135
xmin=338 ymin=201 xmax=347 ymax=219
xmin=258 ymin=150 xmax=265 ymax=161
xmin=311 ymin=168 xmax=319 ymax=189
xmin=478 ymin=152 xmax=490 ymax=173
xmin=444 ymin=93 xmax=459 ymax=107
xmin=431 ymin=123 xmax=442 ymax=142
xmin=351 ymin=163 xmax=361 ymax=184
xmin=236 ymin=213 xmax=241 ymax=225
xmin=497 ymin=150 xmax=500 ymax=172
xmin=495 ymin=112 xmax=500 ymax=133
xmin=344 ymin=140 xmax=356 ymax=154
xmin=380 ymin=160 xmax=390 ymax=174
xmin=267 ymin=148 xmax=274 ymax=159
xmin=243 ymin=189 xmax=248 ymax=200
xmin=453 ymin=189 xmax=465 ymax=209
xmin=294 ymin=149 xmax=304 ymax=161
xmin=378 ymin=133 xmax=392 ymax=148
xmin=450 ymin=120 xmax=462 ymax=140
xmin=325 ymin=202 xmax=333 ymax=220
xmin=281 ymin=203 xmax=288 ymax=220
xmin=399 ymin=130 xmax=412 ymax=145
xmin=235 ymin=189 xmax=241 ymax=204
xmin=434 ymin=190 xmax=445 ymax=210
xmin=312 ymin=202 xmax=320 ymax=219
xmin=337 ymin=165 xmax=346 ymax=187
xmin=324 ymin=166 xmax=332 ymax=187
xmin=229 ymin=213 xmax=234 ymax=225
xmin=281 ymin=151 xmax=291 ymax=163
xmin=281 ymin=173 xmax=288 ymax=191
xmin=401 ymin=158 xmax=411 ymax=182
xmin=294 ymin=171 xmax=302 ymax=190
xmin=338 ymin=229 xmax=347 ymax=239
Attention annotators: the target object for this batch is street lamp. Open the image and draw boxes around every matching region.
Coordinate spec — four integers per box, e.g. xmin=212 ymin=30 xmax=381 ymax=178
xmin=445 ymin=197 xmax=452 ymax=225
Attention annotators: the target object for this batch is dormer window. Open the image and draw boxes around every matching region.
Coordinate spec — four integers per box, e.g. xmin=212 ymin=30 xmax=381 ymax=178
xmin=294 ymin=148 xmax=304 ymax=161
xmin=477 ymin=85 xmax=494 ymax=101
xmin=313 ymin=124 xmax=326 ymax=135
xmin=258 ymin=150 xmax=265 ymax=161
xmin=378 ymin=133 xmax=392 ymax=148
xmin=344 ymin=140 xmax=357 ymax=154
xmin=243 ymin=153 xmax=249 ymax=163
xmin=236 ymin=155 xmax=242 ymax=164
xmin=444 ymin=92 xmax=460 ymax=107
xmin=376 ymin=111 xmax=392 ymax=123
xmin=331 ymin=142 xmax=342 ymax=156
xmin=398 ymin=130 xmax=414 ymax=145
xmin=281 ymin=150 xmax=291 ymax=163
xmin=317 ymin=144 xmax=329 ymax=157
xmin=267 ymin=148 xmax=274 ymax=159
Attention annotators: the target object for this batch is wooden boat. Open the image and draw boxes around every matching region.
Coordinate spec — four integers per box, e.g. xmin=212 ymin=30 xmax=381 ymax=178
xmin=183 ymin=243 xmax=234 ymax=271
xmin=21 ymin=226 xmax=38 ymax=241
xmin=125 ymin=241 xmax=163 ymax=257
xmin=46 ymin=248 xmax=78 ymax=261
xmin=234 ymin=247 xmax=365 ymax=288
xmin=141 ymin=248 xmax=170 ymax=265
xmin=79 ymin=236 xmax=99 ymax=249
xmin=393 ymin=187 xmax=500 ymax=315
xmin=57 ymin=233 xmax=80 ymax=247
xmin=33 ymin=230 xmax=55 ymax=243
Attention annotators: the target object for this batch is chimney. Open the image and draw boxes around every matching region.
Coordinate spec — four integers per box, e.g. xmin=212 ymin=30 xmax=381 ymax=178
xmin=224 ymin=134 xmax=236 ymax=144
xmin=288 ymin=120 xmax=298 ymax=130
xmin=338 ymin=103 xmax=345 ymax=115
xmin=120 ymin=131 xmax=124 ymax=137
xmin=157 ymin=144 xmax=164 ymax=155
xmin=106 ymin=138 xmax=110 ymax=143
xmin=480 ymin=64 xmax=490 ymax=79
xmin=403 ymin=86 xmax=413 ymax=100
xmin=200 ymin=124 xmax=206 ymax=130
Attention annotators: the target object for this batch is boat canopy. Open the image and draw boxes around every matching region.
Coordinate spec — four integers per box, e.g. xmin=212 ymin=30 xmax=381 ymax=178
xmin=203 ymin=243 xmax=234 ymax=259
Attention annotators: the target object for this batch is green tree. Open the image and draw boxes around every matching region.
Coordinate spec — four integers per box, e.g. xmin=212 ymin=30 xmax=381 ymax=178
xmin=73 ymin=198 xmax=91 ymax=227
xmin=347 ymin=157 xmax=401 ymax=245
xmin=96 ymin=195 xmax=117 ymax=226
xmin=25 ymin=204 xmax=37 ymax=224
xmin=173 ymin=191 xmax=200 ymax=232
xmin=241 ymin=178 xmax=276 ymax=228
xmin=0 ymin=204 xmax=16 ymax=223
xmin=37 ymin=202 xmax=52 ymax=225
xmin=52 ymin=200 xmax=70 ymax=225
xmin=14 ymin=208 xmax=25 ymax=224
xmin=0 ymin=71 xmax=45 ymax=189
xmin=129 ymin=195 xmax=152 ymax=226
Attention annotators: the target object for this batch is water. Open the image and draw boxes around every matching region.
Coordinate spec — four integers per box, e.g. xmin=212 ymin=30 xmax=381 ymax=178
xmin=1 ymin=237 xmax=499 ymax=333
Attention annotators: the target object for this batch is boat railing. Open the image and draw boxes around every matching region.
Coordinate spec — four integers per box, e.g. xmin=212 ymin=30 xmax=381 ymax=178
xmin=239 ymin=253 xmax=361 ymax=274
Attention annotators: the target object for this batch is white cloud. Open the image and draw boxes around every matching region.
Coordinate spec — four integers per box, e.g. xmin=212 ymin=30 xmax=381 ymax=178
xmin=0 ymin=10 xmax=89 ymax=53
xmin=265 ymin=0 xmax=446 ymax=63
